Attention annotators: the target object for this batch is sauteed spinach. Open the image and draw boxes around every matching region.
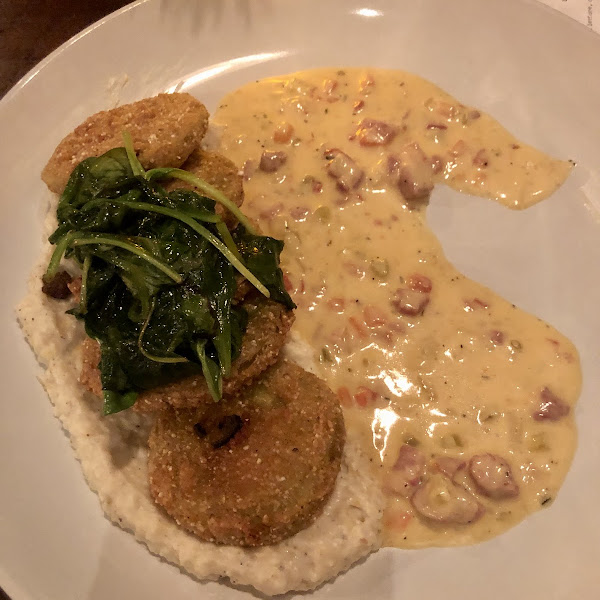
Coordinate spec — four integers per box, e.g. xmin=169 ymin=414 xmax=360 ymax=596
xmin=44 ymin=137 xmax=294 ymax=415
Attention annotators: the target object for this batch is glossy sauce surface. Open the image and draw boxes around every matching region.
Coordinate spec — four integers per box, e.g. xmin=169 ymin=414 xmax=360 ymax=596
xmin=213 ymin=68 xmax=580 ymax=547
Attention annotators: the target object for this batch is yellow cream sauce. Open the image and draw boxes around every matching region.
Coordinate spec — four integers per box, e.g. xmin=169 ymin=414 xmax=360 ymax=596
xmin=213 ymin=68 xmax=581 ymax=548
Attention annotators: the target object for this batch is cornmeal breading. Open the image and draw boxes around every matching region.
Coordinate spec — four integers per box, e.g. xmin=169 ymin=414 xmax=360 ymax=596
xmin=165 ymin=148 xmax=244 ymax=227
xmin=80 ymin=336 xmax=102 ymax=397
xmin=136 ymin=293 xmax=294 ymax=411
xmin=17 ymin=196 xmax=383 ymax=597
xmin=148 ymin=360 xmax=345 ymax=547
xmin=19 ymin=88 xmax=384 ymax=596
xmin=80 ymin=293 xmax=295 ymax=413
xmin=42 ymin=93 xmax=209 ymax=193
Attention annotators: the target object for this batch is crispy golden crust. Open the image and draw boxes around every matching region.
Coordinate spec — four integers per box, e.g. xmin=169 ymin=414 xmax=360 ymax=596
xmin=134 ymin=294 xmax=294 ymax=412
xmin=42 ymin=93 xmax=209 ymax=193
xmin=79 ymin=294 xmax=294 ymax=412
xmin=164 ymin=148 xmax=244 ymax=228
xmin=148 ymin=359 xmax=345 ymax=547
xmin=80 ymin=337 xmax=102 ymax=397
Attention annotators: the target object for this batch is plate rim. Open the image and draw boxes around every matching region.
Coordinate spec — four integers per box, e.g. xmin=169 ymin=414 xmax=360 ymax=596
xmin=1 ymin=1 xmax=599 ymax=599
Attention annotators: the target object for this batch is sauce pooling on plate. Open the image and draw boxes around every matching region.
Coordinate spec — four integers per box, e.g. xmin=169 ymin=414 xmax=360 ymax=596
xmin=213 ymin=68 xmax=580 ymax=548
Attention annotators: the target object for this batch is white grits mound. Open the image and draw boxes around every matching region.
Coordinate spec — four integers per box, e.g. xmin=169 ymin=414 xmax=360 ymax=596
xmin=16 ymin=198 xmax=383 ymax=596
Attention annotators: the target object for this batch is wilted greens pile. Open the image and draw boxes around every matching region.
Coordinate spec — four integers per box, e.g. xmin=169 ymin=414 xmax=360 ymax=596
xmin=44 ymin=136 xmax=294 ymax=415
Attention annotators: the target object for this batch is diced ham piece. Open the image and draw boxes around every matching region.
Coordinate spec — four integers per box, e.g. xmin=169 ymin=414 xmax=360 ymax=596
xmin=469 ymin=454 xmax=519 ymax=499
xmin=473 ymin=149 xmax=489 ymax=167
xmin=353 ymin=100 xmax=365 ymax=114
xmin=322 ymin=79 xmax=338 ymax=95
xmin=348 ymin=315 xmax=368 ymax=338
xmin=289 ymin=206 xmax=310 ymax=220
xmin=389 ymin=143 xmax=435 ymax=200
xmin=353 ymin=386 xmax=378 ymax=407
xmin=430 ymin=155 xmax=444 ymax=174
xmin=319 ymin=79 xmax=340 ymax=103
xmin=242 ymin=159 xmax=256 ymax=181
xmin=273 ymin=122 xmax=294 ymax=144
xmin=359 ymin=74 xmax=375 ymax=94
xmin=451 ymin=139 xmax=468 ymax=157
xmin=311 ymin=179 xmax=323 ymax=193
xmin=407 ymin=273 xmax=432 ymax=293
xmin=363 ymin=305 xmax=387 ymax=327
xmin=464 ymin=297 xmax=489 ymax=311
xmin=337 ymin=386 xmax=353 ymax=408
xmin=325 ymin=149 xmax=364 ymax=191
xmin=533 ymin=387 xmax=570 ymax=422
xmin=391 ymin=288 xmax=430 ymax=316
xmin=385 ymin=444 xmax=426 ymax=497
xmin=432 ymin=456 xmax=466 ymax=479
xmin=426 ymin=98 xmax=456 ymax=118
xmin=259 ymin=150 xmax=287 ymax=172
xmin=490 ymin=330 xmax=505 ymax=344
xmin=411 ymin=474 xmax=484 ymax=524
xmin=355 ymin=119 xmax=398 ymax=146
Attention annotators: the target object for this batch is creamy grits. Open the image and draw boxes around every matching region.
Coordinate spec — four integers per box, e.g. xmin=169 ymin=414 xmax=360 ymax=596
xmin=17 ymin=208 xmax=383 ymax=596
xmin=213 ymin=67 xmax=580 ymax=548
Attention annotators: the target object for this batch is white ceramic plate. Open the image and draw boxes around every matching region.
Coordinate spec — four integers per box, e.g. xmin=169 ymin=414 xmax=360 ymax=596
xmin=1 ymin=1 xmax=599 ymax=598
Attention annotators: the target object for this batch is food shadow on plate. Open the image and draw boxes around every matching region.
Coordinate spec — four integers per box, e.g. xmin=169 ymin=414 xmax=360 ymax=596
xmin=216 ymin=547 xmax=394 ymax=599
xmin=86 ymin=490 xmax=394 ymax=600
xmin=158 ymin=0 xmax=254 ymax=32
xmin=79 ymin=389 xmax=154 ymax=471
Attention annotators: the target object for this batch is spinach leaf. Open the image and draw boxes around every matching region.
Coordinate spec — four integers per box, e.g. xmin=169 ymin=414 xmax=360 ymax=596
xmin=233 ymin=225 xmax=296 ymax=310
xmin=47 ymin=145 xmax=293 ymax=414
xmin=51 ymin=149 xmax=134 ymax=242
xmin=195 ymin=339 xmax=222 ymax=402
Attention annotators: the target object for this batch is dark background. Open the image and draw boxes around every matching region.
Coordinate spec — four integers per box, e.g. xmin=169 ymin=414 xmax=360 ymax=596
xmin=0 ymin=0 xmax=131 ymax=98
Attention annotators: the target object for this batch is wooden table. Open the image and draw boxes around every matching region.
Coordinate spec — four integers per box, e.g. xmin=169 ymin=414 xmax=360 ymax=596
xmin=0 ymin=0 xmax=131 ymax=98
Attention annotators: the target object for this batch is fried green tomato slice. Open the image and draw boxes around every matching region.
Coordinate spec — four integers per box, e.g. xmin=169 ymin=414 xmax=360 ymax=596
xmin=133 ymin=294 xmax=294 ymax=412
xmin=147 ymin=359 xmax=345 ymax=547
xmin=42 ymin=93 xmax=209 ymax=193
xmin=80 ymin=294 xmax=294 ymax=412
xmin=164 ymin=148 xmax=244 ymax=228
